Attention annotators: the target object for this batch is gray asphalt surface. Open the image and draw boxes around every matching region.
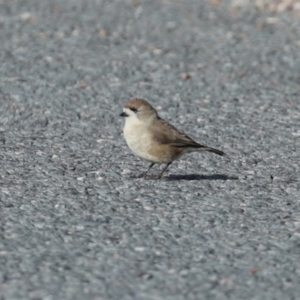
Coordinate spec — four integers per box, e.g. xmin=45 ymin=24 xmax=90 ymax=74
xmin=1 ymin=0 xmax=300 ymax=299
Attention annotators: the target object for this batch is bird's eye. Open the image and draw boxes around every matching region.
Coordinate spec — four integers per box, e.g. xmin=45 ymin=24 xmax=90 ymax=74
xmin=129 ymin=107 xmax=138 ymax=113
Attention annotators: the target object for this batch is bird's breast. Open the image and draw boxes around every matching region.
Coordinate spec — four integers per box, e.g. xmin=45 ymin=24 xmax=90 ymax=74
xmin=123 ymin=120 xmax=163 ymax=162
xmin=123 ymin=121 xmax=151 ymax=158
xmin=123 ymin=120 xmax=183 ymax=163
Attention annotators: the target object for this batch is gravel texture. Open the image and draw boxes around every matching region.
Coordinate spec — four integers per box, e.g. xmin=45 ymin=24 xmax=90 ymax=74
xmin=0 ymin=0 xmax=300 ymax=299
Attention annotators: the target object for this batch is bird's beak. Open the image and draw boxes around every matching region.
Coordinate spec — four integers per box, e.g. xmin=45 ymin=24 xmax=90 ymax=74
xmin=120 ymin=112 xmax=128 ymax=117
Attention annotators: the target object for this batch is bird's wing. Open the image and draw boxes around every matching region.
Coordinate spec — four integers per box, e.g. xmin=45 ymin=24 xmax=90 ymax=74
xmin=150 ymin=118 xmax=208 ymax=149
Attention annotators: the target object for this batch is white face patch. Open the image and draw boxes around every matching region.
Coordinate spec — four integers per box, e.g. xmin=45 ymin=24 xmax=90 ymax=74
xmin=124 ymin=107 xmax=140 ymax=121
xmin=124 ymin=107 xmax=133 ymax=115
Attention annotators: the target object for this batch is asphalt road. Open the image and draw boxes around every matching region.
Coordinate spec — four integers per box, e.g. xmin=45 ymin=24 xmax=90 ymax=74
xmin=0 ymin=0 xmax=300 ymax=299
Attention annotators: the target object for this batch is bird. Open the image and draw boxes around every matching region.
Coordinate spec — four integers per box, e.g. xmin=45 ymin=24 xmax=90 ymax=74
xmin=120 ymin=98 xmax=226 ymax=179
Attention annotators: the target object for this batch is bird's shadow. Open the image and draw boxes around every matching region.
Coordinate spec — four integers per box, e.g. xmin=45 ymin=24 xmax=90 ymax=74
xmin=167 ymin=173 xmax=239 ymax=181
xmin=130 ymin=173 xmax=238 ymax=181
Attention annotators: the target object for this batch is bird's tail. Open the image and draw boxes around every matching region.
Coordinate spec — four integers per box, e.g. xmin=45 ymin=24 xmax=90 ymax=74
xmin=193 ymin=146 xmax=226 ymax=156
xmin=207 ymin=147 xmax=226 ymax=156
xmin=177 ymin=142 xmax=226 ymax=156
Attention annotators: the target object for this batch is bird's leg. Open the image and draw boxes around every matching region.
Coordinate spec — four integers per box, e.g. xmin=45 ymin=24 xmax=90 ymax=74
xmin=157 ymin=162 xmax=172 ymax=179
xmin=142 ymin=163 xmax=155 ymax=178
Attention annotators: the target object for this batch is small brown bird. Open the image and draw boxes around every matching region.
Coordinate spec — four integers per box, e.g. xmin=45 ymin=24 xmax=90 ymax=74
xmin=120 ymin=98 xmax=226 ymax=179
